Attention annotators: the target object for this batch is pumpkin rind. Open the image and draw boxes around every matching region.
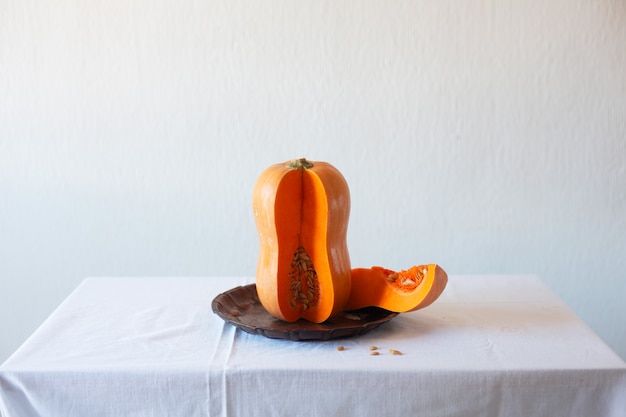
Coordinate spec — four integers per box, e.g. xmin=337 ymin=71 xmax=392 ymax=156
xmin=253 ymin=159 xmax=351 ymax=323
xmin=343 ymin=264 xmax=448 ymax=312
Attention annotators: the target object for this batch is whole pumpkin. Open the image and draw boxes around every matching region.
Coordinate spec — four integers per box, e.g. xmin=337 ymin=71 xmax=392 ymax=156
xmin=252 ymin=158 xmax=351 ymax=323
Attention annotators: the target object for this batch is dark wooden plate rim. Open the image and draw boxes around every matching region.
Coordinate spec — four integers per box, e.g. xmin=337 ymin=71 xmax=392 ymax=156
xmin=211 ymin=283 xmax=399 ymax=341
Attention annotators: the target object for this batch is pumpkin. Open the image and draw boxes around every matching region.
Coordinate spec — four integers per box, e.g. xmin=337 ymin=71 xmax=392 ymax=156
xmin=252 ymin=158 xmax=351 ymax=323
xmin=343 ymin=264 xmax=448 ymax=312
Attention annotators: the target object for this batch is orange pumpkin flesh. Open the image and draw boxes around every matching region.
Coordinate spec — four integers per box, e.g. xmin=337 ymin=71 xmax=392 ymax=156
xmin=344 ymin=264 xmax=448 ymax=312
xmin=253 ymin=158 xmax=351 ymax=323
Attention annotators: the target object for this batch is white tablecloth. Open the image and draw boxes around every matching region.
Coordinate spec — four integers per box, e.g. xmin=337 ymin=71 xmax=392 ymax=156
xmin=1 ymin=275 xmax=625 ymax=417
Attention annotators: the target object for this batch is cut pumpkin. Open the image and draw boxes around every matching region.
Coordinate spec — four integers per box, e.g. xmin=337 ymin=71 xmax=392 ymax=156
xmin=252 ymin=158 xmax=351 ymax=323
xmin=344 ymin=264 xmax=448 ymax=312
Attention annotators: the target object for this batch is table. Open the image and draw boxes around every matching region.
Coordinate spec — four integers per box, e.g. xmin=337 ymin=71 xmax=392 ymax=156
xmin=1 ymin=275 xmax=625 ymax=417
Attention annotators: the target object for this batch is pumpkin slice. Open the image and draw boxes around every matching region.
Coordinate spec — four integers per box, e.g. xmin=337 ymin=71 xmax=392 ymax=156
xmin=253 ymin=158 xmax=351 ymax=323
xmin=344 ymin=264 xmax=447 ymax=312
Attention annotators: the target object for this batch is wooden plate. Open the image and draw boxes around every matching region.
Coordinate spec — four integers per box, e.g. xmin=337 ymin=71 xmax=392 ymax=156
xmin=211 ymin=284 xmax=398 ymax=341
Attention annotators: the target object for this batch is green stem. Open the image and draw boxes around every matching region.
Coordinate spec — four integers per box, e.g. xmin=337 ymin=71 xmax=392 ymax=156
xmin=287 ymin=158 xmax=314 ymax=169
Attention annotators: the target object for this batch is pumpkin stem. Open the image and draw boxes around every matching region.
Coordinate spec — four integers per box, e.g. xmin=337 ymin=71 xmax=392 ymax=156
xmin=287 ymin=158 xmax=314 ymax=170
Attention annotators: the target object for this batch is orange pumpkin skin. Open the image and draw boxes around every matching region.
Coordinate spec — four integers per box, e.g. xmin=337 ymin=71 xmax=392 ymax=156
xmin=343 ymin=264 xmax=447 ymax=312
xmin=253 ymin=158 xmax=351 ymax=323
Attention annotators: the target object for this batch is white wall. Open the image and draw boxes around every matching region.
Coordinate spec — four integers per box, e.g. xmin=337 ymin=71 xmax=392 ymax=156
xmin=1 ymin=0 xmax=624 ymax=363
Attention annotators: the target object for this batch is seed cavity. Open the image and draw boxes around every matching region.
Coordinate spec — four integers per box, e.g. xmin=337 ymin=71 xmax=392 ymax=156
xmin=386 ymin=273 xmax=398 ymax=282
xmin=289 ymin=246 xmax=319 ymax=311
xmin=390 ymin=265 xmax=428 ymax=291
